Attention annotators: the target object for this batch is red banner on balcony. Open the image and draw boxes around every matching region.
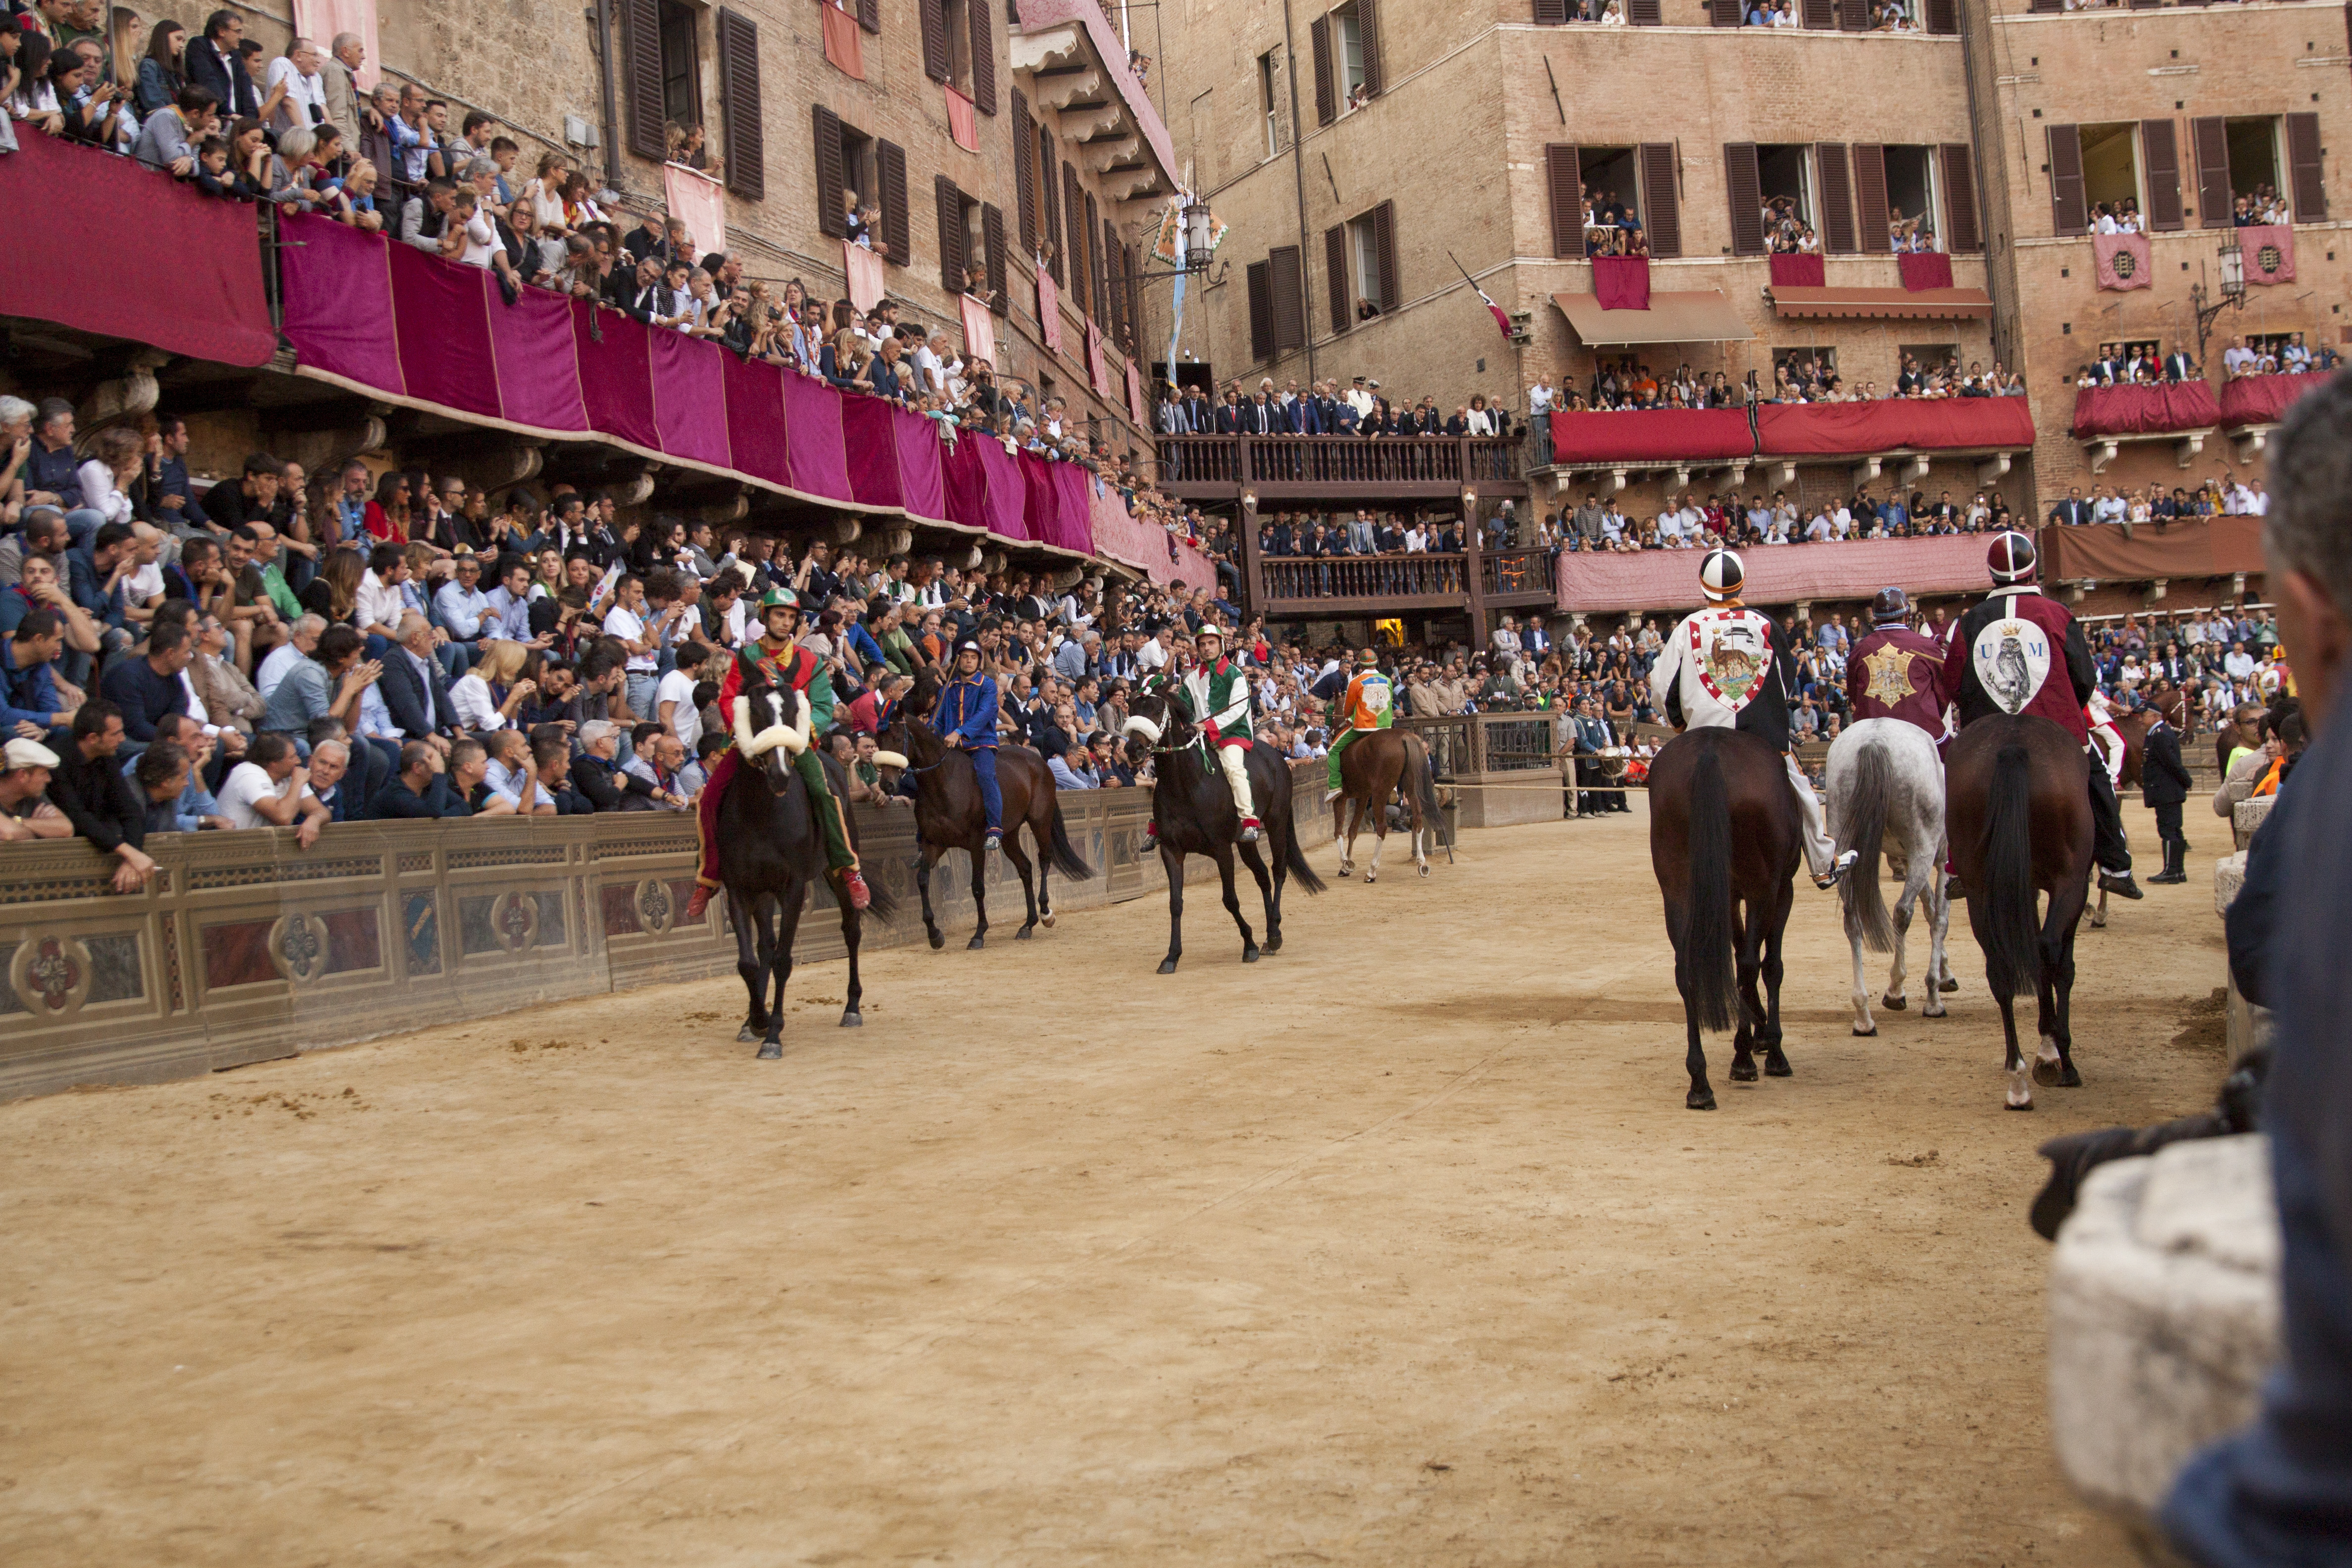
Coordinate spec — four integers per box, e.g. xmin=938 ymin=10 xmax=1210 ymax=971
xmin=1126 ymin=359 xmax=1150 ymax=431
xmin=1897 ymin=251 xmax=1955 ymax=292
xmin=2038 ymin=518 xmax=2267 ymax=585
xmin=2070 ymin=381 xmax=2221 ymax=439
xmin=1557 ymin=533 xmax=1995 ymax=615
xmin=1755 ymin=396 xmax=2033 ymax=454
xmin=1548 ymin=408 xmax=1752 ymax=465
xmin=842 ymin=395 xmax=904 ymax=509
xmin=2241 ymin=225 xmax=2295 ymax=286
xmin=1090 ymin=481 xmax=1214 ymax=587
xmin=1767 ymin=253 xmax=1825 ymax=289
xmin=1036 ymin=265 xmax=1062 ymax=352
xmin=844 ymin=239 xmax=887 ymax=313
xmin=280 ymin=212 xmax=403 ymax=392
xmin=959 ymin=293 xmax=996 ymax=367
xmin=1086 ymin=322 xmax=1111 ymax=398
xmin=944 ymin=84 xmax=979 ymax=152
xmin=1592 ymin=255 xmax=1650 ymax=311
xmin=1047 ymin=462 xmax=1097 ymax=554
xmin=967 ymin=437 xmax=1036 ymax=541
xmin=0 ymin=125 xmax=274 ymax=367
xmin=819 ymin=0 xmax=865 ymax=78
xmin=2093 ymin=233 xmax=2151 ymax=292
xmin=895 ymin=405 xmax=947 ymax=521
xmin=2218 ymin=371 xmax=2328 ymax=427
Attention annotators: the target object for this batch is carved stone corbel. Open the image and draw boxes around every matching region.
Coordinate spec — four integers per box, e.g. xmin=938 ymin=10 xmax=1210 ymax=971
xmin=278 ymin=417 xmax=391 ymax=481
xmin=826 ymin=513 xmax=863 ymax=545
xmin=73 ymin=348 xmax=170 ymax=445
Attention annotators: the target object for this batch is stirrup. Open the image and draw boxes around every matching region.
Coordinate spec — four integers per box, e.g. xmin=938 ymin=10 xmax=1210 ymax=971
xmin=2098 ymin=869 xmax=2144 ymax=900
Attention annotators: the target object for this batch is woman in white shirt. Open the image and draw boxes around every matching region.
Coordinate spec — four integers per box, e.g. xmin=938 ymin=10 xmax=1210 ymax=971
xmin=1465 ymin=395 xmax=1496 ymax=436
xmin=76 ymin=424 xmax=143 ymax=529
xmin=450 ymin=639 xmax=533 ymax=731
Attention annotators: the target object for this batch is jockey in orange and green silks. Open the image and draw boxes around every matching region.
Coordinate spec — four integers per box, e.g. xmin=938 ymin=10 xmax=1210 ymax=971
xmin=1323 ymin=648 xmax=1392 ymax=803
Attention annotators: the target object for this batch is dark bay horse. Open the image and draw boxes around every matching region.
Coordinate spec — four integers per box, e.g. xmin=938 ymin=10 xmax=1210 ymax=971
xmin=2110 ymin=683 xmax=2189 ymax=792
xmin=1647 ymin=727 xmax=1802 ymax=1111
xmin=1122 ymin=686 xmax=1324 ymax=972
xmin=1946 ymin=714 xmax=2094 ymax=1110
xmin=716 ymin=669 xmax=897 ymax=1058
xmin=1328 ymin=726 xmax=1447 ymax=882
xmin=882 ymin=667 xmax=1093 ymax=950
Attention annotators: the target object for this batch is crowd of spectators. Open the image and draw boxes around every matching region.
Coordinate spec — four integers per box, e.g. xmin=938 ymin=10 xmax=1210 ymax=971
xmin=1155 ymin=376 xmax=1515 ymax=440
xmin=2046 ymin=473 xmax=2271 ymax=528
xmin=1552 ymin=352 xmax=2028 ymax=414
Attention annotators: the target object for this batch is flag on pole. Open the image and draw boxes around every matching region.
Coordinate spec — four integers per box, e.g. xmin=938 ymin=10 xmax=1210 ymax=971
xmin=1452 ymin=251 xmax=1512 ymax=339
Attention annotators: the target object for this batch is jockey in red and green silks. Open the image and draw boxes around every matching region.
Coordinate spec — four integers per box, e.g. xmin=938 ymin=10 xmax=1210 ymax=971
xmin=1179 ymin=625 xmax=1262 ymax=841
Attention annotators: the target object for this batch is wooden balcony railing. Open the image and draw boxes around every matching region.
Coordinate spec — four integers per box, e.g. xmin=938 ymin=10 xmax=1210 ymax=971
xmin=1480 ymin=549 xmax=1555 ymax=598
xmin=1397 ymin=714 xmax=1561 ymax=779
xmin=1259 ymin=551 xmax=1468 ymax=603
xmin=1152 ymin=434 xmax=1524 ymax=491
xmin=1156 ymin=436 xmax=1243 ymax=488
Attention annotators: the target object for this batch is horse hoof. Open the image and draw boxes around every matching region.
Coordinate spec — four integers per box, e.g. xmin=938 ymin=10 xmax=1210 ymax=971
xmin=756 ymin=1041 xmax=782 ymax=1060
xmin=1015 ymin=927 xmax=1033 ymax=941
xmin=1364 ymin=871 xmax=1376 ymax=884
xmin=1688 ymin=1090 xmax=1717 ymax=1111
xmin=839 ymin=1012 xmax=862 ymax=1029
xmin=927 ymin=931 xmax=945 ymax=951
xmin=967 ymin=935 xmax=986 ymax=951
xmin=1263 ymin=934 xmax=1283 ymax=954
xmin=1939 ymin=978 xmax=1960 ymax=993
xmin=1419 ymin=864 xmax=1429 ymax=878
xmin=1765 ymin=1056 xmax=1793 ymax=1078
xmin=2060 ymin=1065 xmax=2083 ymax=1089
xmin=2033 ymin=1059 xmax=2065 ymax=1087
xmin=1853 ymin=1025 xmax=1877 ymax=1037
xmin=2005 ymin=1098 xmax=2035 ymax=1112
xmin=1337 ymin=867 xmax=1351 ymax=879
xmin=1729 ymin=1059 xmax=1759 ymax=1083
xmin=1041 ymin=912 xmax=1055 ymax=928
xmin=1157 ymin=958 xmax=1179 ymax=975
xmin=1882 ymin=994 xmax=1907 ymax=1012
xmin=737 ymin=1025 xmax=759 ymax=1043
xmin=1923 ymin=1004 xmax=1947 ymax=1019
xmin=1243 ymin=946 xmax=1261 ymax=963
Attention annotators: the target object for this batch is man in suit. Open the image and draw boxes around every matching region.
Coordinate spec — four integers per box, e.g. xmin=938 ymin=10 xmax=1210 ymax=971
xmin=2047 ymin=488 xmax=2094 ymax=528
xmin=1267 ymin=515 xmax=1297 ymax=556
xmin=2142 ymin=708 xmax=2193 ymax=883
xmin=379 ymin=612 xmax=461 ymax=741
xmin=2161 ymin=343 xmax=2199 ymax=384
xmin=1213 ymin=391 xmax=1245 ymax=434
xmin=1287 ymin=392 xmax=1322 ymax=435
xmin=1346 ymin=510 xmax=1377 ymax=556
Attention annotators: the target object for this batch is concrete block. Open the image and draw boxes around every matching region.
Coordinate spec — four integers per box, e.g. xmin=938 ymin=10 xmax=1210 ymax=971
xmin=2214 ymin=852 xmax=2246 ymax=917
xmin=2048 ymin=1135 xmax=2281 ymax=1533
xmin=2234 ymin=797 xmax=2274 ymax=852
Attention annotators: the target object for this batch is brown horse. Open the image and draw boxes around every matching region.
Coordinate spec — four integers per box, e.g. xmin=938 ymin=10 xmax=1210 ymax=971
xmin=2109 ymin=683 xmax=2189 ymax=792
xmin=1647 ymin=727 xmax=1803 ymax=1111
xmin=1328 ymin=727 xmax=1447 ymax=882
xmin=882 ymin=668 xmax=1093 ymax=951
xmin=1946 ymin=714 xmax=2095 ymax=1110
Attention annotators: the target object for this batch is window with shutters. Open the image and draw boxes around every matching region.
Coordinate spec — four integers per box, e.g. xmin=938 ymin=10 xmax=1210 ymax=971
xmin=1342 ymin=202 xmax=1396 ymax=317
xmin=1259 ymin=49 xmax=1284 ymax=157
xmin=2221 ymin=117 xmax=2286 ymax=222
xmin=1012 ymin=92 xmax=1037 ymax=257
xmin=937 ymin=175 xmax=980 ymax=296
xmin=2075 ymin=123 xmax=2143 ymax=230
xmin=1576 ymin=146 xmax=1640 ymax=254
xmin=1039 ymin=127 xmax=1064 ymax=281
xmin=838 ymin=122 xmax=879 ymax=238
xmin=1726 ymin=144 xmax=1813 ymax=255
xmin=1268 ymin=245 xmax=1305 ymax=353
xmin=1544 ymin=145 xmax=1582 ymax=259
xmin=1331 ymin=1 xmax=1368 ymax=112
xmin=658 ymin=0 xmax=701 ymax=133
xmin=1246 ymin=259 xmax=1274 ymax=362
xmin=715 ymin=9 xmax=762 ymax=200
xmin=1881 ymin=144 xmax=1940 ymax=250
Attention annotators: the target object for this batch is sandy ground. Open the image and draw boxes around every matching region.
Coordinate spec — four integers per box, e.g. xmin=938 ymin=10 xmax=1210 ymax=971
xmin=1 ymin=799 xmax=2234 ymax=1567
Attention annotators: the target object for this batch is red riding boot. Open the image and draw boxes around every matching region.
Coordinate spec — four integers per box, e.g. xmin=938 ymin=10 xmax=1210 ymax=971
xmin=837 ymin=867 xmax=873 ymax=910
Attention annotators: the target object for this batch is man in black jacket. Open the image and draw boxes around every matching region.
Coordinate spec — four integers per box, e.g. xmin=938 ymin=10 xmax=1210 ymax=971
xmin=571 ymin=719 xmax=657 ymax=811
xmin=367 ymin=739 xmax=472 ymax=819
xmin=2141 ymin=709 xmax=2194 ymax=883
xmin=378 ymin=613 xmax=461 ymax=740
xmin=46 ymin=701 xmax=157 ymax=892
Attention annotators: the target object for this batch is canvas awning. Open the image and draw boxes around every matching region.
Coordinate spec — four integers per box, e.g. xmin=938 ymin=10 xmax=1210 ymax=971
xmin=1551 ymin=290 xmax=1754 ymax=347
xmin=1766 ymin=286 xmax=1993 ymax=322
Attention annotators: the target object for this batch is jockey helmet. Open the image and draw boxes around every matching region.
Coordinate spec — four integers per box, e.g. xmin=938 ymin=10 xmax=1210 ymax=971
xmin=1870 ymin=586 xmax=1911 ymax=624
xmin=1698 ymin=548 xmax=1745 ymax=602
xmin=757 ymin=586 xmax=800 ymax=613
xmin=1987 ymin=530 xmax=2038 ymax=585
xmin=1358 ymin=647 xmax=1381 ymax=667
xmin=1196 ymin=625 xmax=1225 ymax=646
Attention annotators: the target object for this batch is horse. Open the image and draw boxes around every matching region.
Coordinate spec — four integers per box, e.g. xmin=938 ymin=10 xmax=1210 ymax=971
xmin=1122 ymin=685 xmax=1325 ymax=972
xmin=714 ymin=670 xmax=898 ymax=1058
xmin=1946 ymin=714 xmax=2094 ymax=1110
xmin=1824 ymin=719 xmax=1956 ymax=1037
xmin=882 ymin=667 xmax=1093 ymax=950
xmin=1646 ymin=727 xmax=1803 ymax=1111
xmin=1328 ymin=727 xmax=1447 ymax=882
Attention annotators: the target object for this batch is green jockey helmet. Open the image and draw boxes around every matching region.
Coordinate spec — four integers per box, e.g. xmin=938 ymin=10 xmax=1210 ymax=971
xmin=759 ymin=586 xmax=800 ymax=612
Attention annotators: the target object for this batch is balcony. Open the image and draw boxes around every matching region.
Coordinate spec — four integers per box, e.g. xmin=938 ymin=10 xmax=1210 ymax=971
xmin=1539 ymin=399 xmax=2035 ymax=493
xmin=1152 ymin=435 xmax=1528 ymax=501
xmin=1011 ymin=0 xmax=1177 ymax=200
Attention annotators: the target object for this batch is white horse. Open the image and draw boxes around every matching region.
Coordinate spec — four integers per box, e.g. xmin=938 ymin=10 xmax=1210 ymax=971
xmin=1824 ymin=719 xmax=1956 ymax=1036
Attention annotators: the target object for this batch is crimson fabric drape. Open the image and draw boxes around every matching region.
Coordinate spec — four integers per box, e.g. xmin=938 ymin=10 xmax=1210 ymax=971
xmin=893 ymin=406 xmax=947 ymax=521
xmin=1896 ymin=252 xmax=1954 ymax=291
xmin=841 ymin=396 xmax=904 ymax=508
xmin=1046 ymin=463 xmax=1095 ymax=554
xmin=488 ymin=282 xmax=589 ymax=432
xmin=2038 ymin=518 xmax=2267 ymax=584
xmin=2070 ymin=382 xmax=2222 ymax=439
xmin=1558 ymin=533 xmax=1994 ymax=615
xmin=1591 ymin=255 xmax=1651 ymax=311
xmin=1756 ymin=397 xmax=2033 ymax=453
xmin=1767 ymin=253 xmax=1825 ymax=289
xmin=1548 ymin=409 xmax=1753 ymax=464
xmin=2092 ymin=234 xmax=2151 ymax=292
xmin=389 ymin=241 xmax=498 ymax=418
xmin=970 ymin=438 xmax=1034 ymax=541
xmin=779 ymin=368 xmax=852 ymax=500
xmin=649 ymin=328 xmax=730 ymax=469
xmin=2218 ymin=372 xmax=2326 ymax=427
xmin=571 ymin=299 xmax=661 ymax=453
xmin=279 ymin=214 xmax=403 ymax=392
xmin=0 ymin=126 xmax=274 ymax=366
xmin=721 ymin=353 xmax=792 ymax=489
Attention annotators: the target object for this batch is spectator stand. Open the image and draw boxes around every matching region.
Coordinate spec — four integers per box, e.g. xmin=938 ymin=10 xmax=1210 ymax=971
xmin=2071 ymin=382 xmax=2224 ymax=477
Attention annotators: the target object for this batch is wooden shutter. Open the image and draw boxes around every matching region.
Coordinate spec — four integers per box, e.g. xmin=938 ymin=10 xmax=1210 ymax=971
xmin=1638 ymin=143 xmax=1680 ymax=258
xmin=969 ymin=0 xmax=996 ymax=111
xmin=1533 ymin=0 xmax=1568 ymax=21
xmin=1247 ymin=259 xmax=1274 ymax=361
xmin=2192 ymin=116 xmax=2230 ymax=228
xmin=1371 ymin=200 xmax=1398 ymax=312
xmin=1628 ymin=0 xmax=1662 ymax=20
xmin=1938 ymin=143 xmax=1980 ymax=253
xmin=856 ymin=0 xmax=880 ymax=31
xmin=2045 ymin=125 xmax=2086 ymax=235
xmin=1814 ymin=142 xmax=1855 ymax=253
xmin=1360 ymin=0 xmax=1384 ymax=97
xmin=1064 ymin=162 xmax=1085 ymax=303
xmin=1724 ymin=143 xmax=1764 ymax=255
xmin=621 ymin=0 xmax=666 ymax=162
xmin=1801 ymin=0 xmax=1833 ymax=24
xmin=1326 ymin=224 xmax=1351 ymax=332
xmin=814 ymin=104 xmax=846 ymax=238
xmin=1269 ymin=245 xmax=1305 ymax=352
xmin=936 ymin=175 xmax=966 ymax=293
xmin=1086 ymin=191 xmax=1104 ymax=321
xmin=1310 ymin=15 xmax=1335 ymax=127
xmin=1852 ymin=142 xmax=1890 ymax=251
xmin=2288 ymin=111 xmax=2327 ymax=220
xmin=1837 ymin=0 xmax=1868 ymax=27
xmin=920 ymin=0 xmax=950 ymax=81
xmin=1546 ymin=144 xmax=1583 ymax=258
xmin=1922 ymin=0 xmax=1957 ymax=32
xmin=1012 ymin=92 xmax=1037 ymax=256
xmin=2141 ymin=118 xmax=2184 ymax=231
xmin=983 ymin=203 xmax=1007 ymax=315
xmin=1711 ymin=0 xmax=1743 ymax=27
xmin=1041 ymin=134 xmax=1063 ymax=282
xmin=879 ymin=139 xmax=910 ymax=264
xmin=2027 ymin=0 xmax=2061 ymax=10
xmin=1104 ymin=218 xmax=1125 ymax=338
xmin=716 ymin=9 xmax=763 ymax=200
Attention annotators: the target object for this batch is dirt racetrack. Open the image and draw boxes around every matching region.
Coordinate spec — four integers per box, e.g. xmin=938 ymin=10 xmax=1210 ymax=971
xmin=2 ymin=800 xmax=2233 ymax=1566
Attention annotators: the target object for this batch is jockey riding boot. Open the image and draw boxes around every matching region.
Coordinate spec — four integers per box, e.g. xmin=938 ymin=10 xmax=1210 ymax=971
xmin=1241 ymin=815 xmax=1264 ymax=842
xmin=1813 ymin=850 xmax=1861 ymax=891
xmin=984 ymin=828 xmax=1003 ymax=852
xmin=835 ymin=866 xmax=874 ymax=910
xmin=1323 ymin=786 xmax=1344 ymax=806
xmin=2099 ymin=867 xmax=2145 ymax=900
xmin=685 ymin=882 xmax=715 ymax=921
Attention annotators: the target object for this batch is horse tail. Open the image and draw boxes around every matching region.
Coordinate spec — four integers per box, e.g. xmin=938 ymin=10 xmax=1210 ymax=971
xmin=1980 ymin=742 xmax=2039 ymax=998
xmin=1681 ymin=744 xmax=1739 ymax=1033
xmin=1840 ymin=739 xmax=1897 ymax=954
xmin=1044 ymin=801 xmax=1094 ymax=881
xmin=1406 ymin=733 xmax=1449 ymax=849
xmin=1282 ymin=807 xmax=1329 ymax=895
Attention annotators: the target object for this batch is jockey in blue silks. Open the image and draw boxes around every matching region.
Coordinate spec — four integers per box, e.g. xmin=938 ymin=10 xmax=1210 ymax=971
xmin=935 ymin=640 xmax=1004 ymax=851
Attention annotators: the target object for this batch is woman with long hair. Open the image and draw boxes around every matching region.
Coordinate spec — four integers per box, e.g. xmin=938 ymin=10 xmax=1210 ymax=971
xmin=451 ymin=638 xmax=535 ymax=731
xmin=363 ymin=470 xmax=410 ymax=543
xmin=136 ymin=18 xmax=186 ymax=116
xmin=303 ymin=545 xmax=367 ymax=625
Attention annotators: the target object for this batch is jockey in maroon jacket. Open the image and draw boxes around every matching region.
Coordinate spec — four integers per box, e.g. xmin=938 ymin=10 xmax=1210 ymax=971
xmin=1845 ymin=586 xmax=1951 ymax=750
xmin=1934 ymin=530 xmax=2143 ymax=900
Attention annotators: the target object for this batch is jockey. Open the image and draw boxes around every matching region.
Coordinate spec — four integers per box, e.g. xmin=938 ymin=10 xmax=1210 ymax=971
xmin=1649 ymin=548 xmax=1858 ymax=890
xmin=684 ymin=586 xmax=871 ymax=921
xmin=1845 ymin=586 xmax=1952 ymax=750
xmin=1933 ymin=530 xmax=2142 ymax=900
xmin=1181 ymin=625 xmax=1261 ymax=841
xmin=2085 ymin=687 xmax=2127 ymax=787
xmin=1323 ymin=647 xmax=1393 ymax=805
xmin=935 ymin=640 xmax=1004 ymax=852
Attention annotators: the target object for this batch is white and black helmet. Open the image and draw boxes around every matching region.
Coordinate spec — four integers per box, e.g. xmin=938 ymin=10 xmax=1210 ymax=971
xmin=1699 ymin=548 xmax=1746 ymax=602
